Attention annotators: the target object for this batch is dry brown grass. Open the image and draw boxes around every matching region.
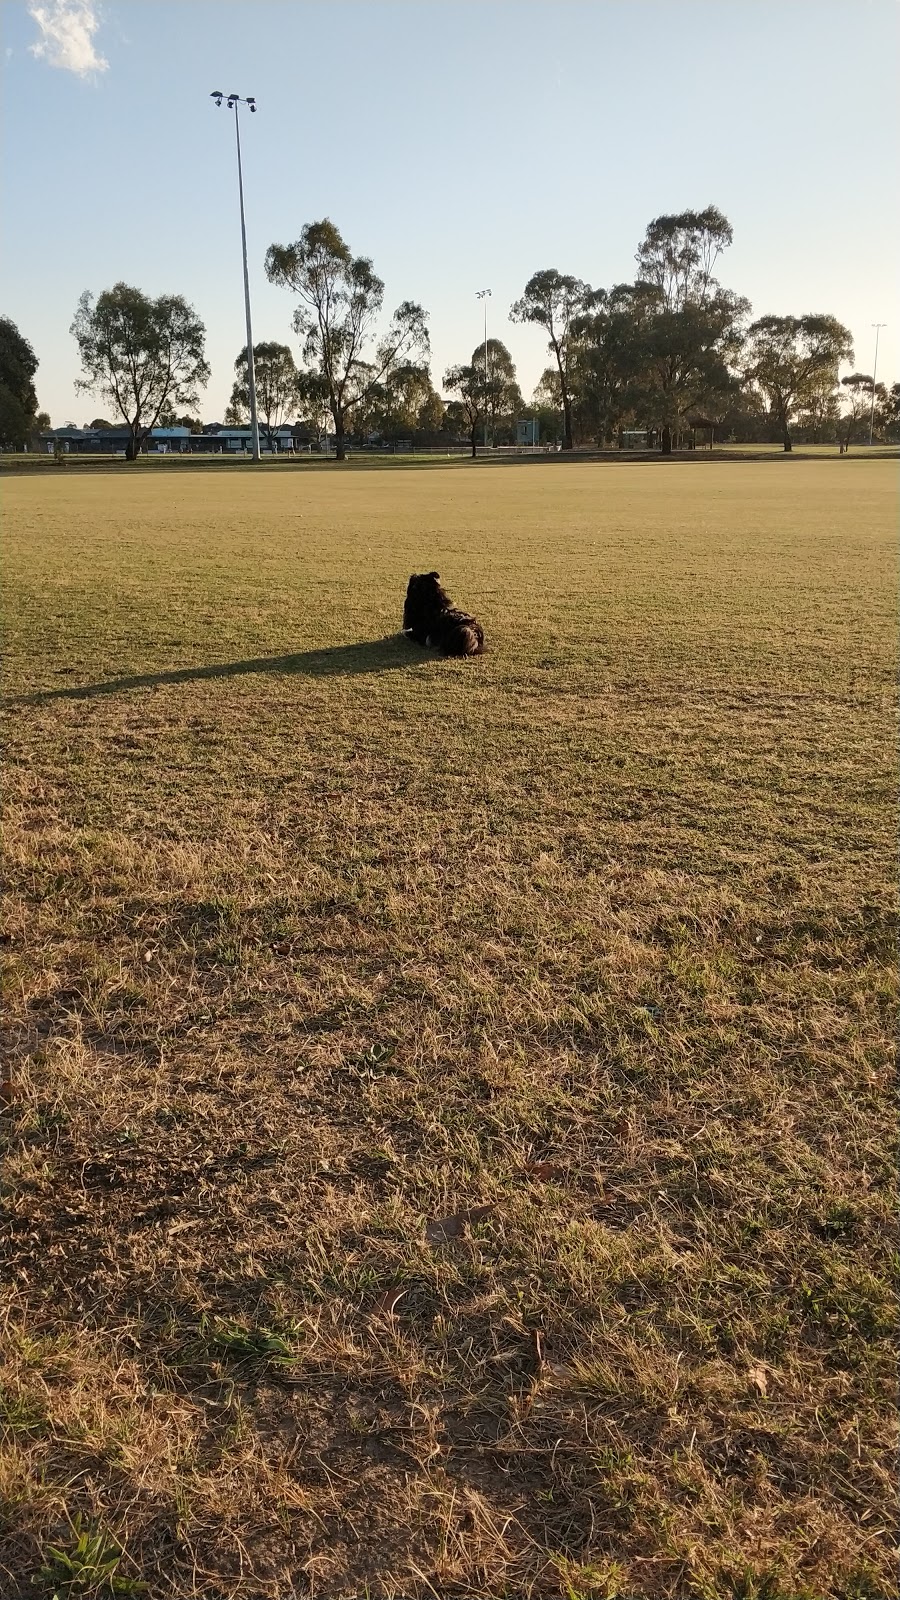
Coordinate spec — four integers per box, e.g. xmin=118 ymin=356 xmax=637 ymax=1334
xmin=1 ymin=460 xmax=897 ymax=1599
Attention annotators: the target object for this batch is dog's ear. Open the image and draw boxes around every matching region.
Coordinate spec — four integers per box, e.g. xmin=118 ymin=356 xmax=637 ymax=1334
xmin=427 ymin=570 xmax=440 ymax=581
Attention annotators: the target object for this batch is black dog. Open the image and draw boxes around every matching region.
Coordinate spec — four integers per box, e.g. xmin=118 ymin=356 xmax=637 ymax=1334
xmin=402 ymin=572 xmax=484 ymax=657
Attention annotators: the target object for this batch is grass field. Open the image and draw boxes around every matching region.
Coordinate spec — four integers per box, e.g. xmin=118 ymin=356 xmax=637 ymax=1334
xmin=1 ymin=460 xmax=897 ymax=1599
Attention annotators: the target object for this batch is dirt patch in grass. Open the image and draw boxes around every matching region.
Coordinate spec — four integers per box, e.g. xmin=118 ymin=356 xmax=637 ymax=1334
xmin=1 ymin=462 xmax=897 ymax=1598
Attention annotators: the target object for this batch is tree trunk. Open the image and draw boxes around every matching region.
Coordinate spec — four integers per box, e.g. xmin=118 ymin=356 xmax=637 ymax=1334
xmin=661 ymin=425 xmax=672 ymax=456
xmin=334 ymin=413 xmax=346 ymax=461
xmin=470 ymin=422 xmax=478 ymax=459
xmin=126 ymin=429 xmax=139 ymax=461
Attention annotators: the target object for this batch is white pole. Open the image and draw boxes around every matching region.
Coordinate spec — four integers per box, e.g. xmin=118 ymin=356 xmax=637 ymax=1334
xmin=233 ymin=101 xmax=261 ymax=463
xmin=484 ymin=295 xmax=489 ymax=449
xmin=477 ymin=288 xmax=491 ymax=450
xmin=869 ymin=323 xmax=886 ymax=447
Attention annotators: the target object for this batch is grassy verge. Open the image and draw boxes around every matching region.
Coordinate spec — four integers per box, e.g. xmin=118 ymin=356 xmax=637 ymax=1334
xmin=1 ymin=461 xmax=897 ymax=1598
xmin=3 ymin=443 xmax=898 ymax=475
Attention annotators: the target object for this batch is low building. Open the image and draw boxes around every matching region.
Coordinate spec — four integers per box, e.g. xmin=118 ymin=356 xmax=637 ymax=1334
xmin=42 ymin=425 xmax=132 ymax=454
xmin=194 ymin=425 xmax=305 ymax=453
xmin=41 ymin=423 xmax=318 ymax=455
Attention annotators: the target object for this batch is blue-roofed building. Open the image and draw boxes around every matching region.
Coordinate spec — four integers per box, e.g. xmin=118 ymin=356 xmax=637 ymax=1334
xmin=40 ymin=423 xmax=315 ymax=455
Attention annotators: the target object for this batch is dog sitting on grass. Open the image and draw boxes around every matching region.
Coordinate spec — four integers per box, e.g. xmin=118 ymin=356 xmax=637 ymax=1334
xmin=402 ymin=572 xmax=484 ymax=657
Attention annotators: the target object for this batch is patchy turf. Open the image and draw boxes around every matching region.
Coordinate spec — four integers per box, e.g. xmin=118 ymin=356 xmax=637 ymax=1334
xmin=1 ymin=460 xmax=897 ymax=1599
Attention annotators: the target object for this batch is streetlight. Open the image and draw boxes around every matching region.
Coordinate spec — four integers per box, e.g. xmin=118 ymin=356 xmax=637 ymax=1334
xmin=476 ymin=288 xmax=491 ymax=451
xmin=869 ymin=323 xmax=886 ymax=447
xmin=211 ymin=91 xmax=261 ymax=462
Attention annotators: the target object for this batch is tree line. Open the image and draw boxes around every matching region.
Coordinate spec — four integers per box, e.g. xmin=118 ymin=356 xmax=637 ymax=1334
xmin=2 ymin=206 xmax=897 ymax=459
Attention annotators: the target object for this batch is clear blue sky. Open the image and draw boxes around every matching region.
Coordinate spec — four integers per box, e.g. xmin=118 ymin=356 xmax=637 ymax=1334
xmin=2 ymin=0 xmax=898 ymax=425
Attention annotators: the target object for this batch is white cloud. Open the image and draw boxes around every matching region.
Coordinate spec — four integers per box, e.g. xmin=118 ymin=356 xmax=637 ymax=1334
xmin=28 ymin=1 xmax=108 ymax=76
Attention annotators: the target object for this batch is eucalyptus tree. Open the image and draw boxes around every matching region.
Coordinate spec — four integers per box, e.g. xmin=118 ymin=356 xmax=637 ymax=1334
xmin=469 ymin=337 xmax=523 ymax=440
xmin=567 ymin=284 xmax=652 ymax=445
xmin=70 ymin=284 xmax=209 ymax=459
xmin=838 ymin=373 xmax=883 ymax=451
xmin=509 ymin=270 xmax=592 ymax=450
xmin=443 ymin=363 xmax=484 ymax=457
xmin=227 ymin=341 xmax=302 ymax=449
xmin=880 ymin=382 xmax=900 ymax=442
xmin=265 ymin=219 xmax=429 ymax=460
xmin=354 ymin=363 xmax=442 ymax=443
xmin=0 ymin=316 xmax=39 ymax=448
xmin=630 ymin=207 xmax=747 ymax=453
xmin=744 ymin=314 xmax=854 ymax=451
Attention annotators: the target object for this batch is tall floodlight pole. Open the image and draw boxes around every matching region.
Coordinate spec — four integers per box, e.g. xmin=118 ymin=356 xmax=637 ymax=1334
xmin=211 ymin=91 xmax=261 ymax=462
xmin=869 ymin=323 xmax=886 ymax=447
xmin=477 ymin=289 xmax=491 ymax=450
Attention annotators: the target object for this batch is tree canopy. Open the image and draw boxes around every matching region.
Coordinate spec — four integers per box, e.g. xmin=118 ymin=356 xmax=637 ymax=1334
xmin=0 ymin=316 xmax=39 ymax=448
xmin=509 ymin=270 xmax=592 ymax=450
xmin=744 ymin=314 xmax=854 ymax=451
xmin=838 ymin=373 xmax=883 ymax=451
xmin=353 ymin=363 xmax=443 ymax=444
xmin=635 ymin=206 xmax=734 ymax=311
xmin=626 ymin=209 xmax=747 ymax=452
xmin=265 ymin=218 xmax=429 ymax=460
xmin=880 ymin=383 xmax=900 ymax=442
xmin=468 ymin=338 xmax=523 ymax=443
xmin=70 ymin=283 xmax=209 ymax=459
xmin=226 ymin=341 xmax=302 ymax=448
xmin=443 ymin=363 xmax=485 ymax=457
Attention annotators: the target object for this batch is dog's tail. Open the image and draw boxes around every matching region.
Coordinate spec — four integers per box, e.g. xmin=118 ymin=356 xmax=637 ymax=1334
xmin=446 ymin=621 xmax=484 ymax=657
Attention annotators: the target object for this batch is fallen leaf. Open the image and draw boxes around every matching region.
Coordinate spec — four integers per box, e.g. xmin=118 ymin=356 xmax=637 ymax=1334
xmin=426 ymin=1213 xmax=464 ymax=1244
xmin=426 ymin=1204 xmax=492 ymax=1245
xmin=372 ymin=1287 xmax=406 ymax=1320
xmin=749 ymin=1365 xmax=768 ymax=1396
xmin=525 ymin=1161 xmax=565 ymax=1182
xmin=467 ymin=1204 xmax=493 ymax=1228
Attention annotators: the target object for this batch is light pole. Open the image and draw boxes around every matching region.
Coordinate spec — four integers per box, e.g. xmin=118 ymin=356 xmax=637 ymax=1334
xmin=869 ymin=323 xmax=886 ymax=447
xmin=476 ymin=288 xmax=491 ymax=450
xmin=211 ymin=91 xmax=261 ymax=462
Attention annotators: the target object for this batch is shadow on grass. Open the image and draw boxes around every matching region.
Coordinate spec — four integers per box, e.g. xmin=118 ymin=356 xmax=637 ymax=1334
xmin=7 ymin=635 xmax=427 ymax=706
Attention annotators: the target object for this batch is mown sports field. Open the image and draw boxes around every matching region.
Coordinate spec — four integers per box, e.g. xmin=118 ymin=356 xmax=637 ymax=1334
xmin=1 ymin=460 xmax=897 ymax=1599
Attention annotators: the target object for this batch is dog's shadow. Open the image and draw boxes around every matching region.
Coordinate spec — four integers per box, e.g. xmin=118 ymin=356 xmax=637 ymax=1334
xmin=7 ymin=636 xmax=429 ymax=706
